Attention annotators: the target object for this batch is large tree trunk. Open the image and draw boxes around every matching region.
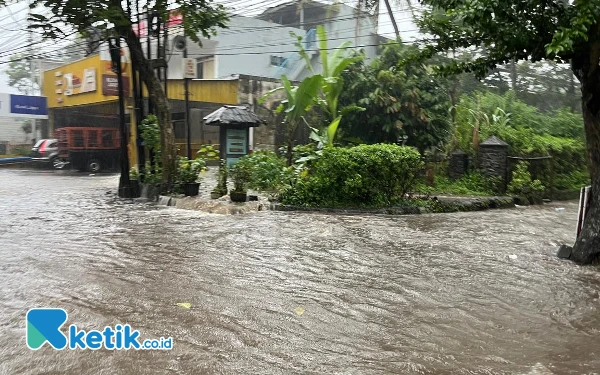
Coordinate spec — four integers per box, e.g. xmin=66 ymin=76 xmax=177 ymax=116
xmin=123 ymin=28 xmax=177 ymax=191
xmin=568 ymin=41 xmax=600 ymax=264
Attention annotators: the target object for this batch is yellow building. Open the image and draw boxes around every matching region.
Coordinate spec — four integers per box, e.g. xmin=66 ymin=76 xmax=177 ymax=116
xmin=43 ymin=53 xmax=285 ymax=169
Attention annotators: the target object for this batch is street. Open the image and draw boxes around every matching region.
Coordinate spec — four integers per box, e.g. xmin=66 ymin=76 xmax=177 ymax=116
xmin=1 ymin=169 xmax=599 ymax=374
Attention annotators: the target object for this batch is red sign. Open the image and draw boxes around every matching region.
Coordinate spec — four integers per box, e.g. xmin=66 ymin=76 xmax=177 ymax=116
xmin=102 ymin=74 xmax=130 ymax=97
xmin=134 ymin=10 xmax=184 ymax=38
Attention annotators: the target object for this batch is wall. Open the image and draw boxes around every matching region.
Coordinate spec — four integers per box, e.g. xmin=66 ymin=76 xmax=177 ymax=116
xmin=237 ymin=75 xmax=286 ymax=152
xmin=212 ymin=17 xmax=306 ymax=79
xmin=43 ymin=54 xmax=132 ymax=109
xmin=0 ymin=117 xmax=30 ymax=144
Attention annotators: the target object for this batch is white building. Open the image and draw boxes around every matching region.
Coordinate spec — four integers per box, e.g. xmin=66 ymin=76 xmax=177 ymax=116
xmin=163 ymin=0 xmax=380 ymax=81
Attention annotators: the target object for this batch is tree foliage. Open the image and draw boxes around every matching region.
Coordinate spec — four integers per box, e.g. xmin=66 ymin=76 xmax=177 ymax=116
xmin=5 ymin=54 xmax=38 ymax=95
xmin=339 ymin=42 xmax=451 ymax=152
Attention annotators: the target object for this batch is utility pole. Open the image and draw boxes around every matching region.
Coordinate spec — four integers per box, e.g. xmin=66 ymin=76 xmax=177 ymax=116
xmin=133 ymin=0 xmax=145 ymax=172
xmin=183 ymin=29 xmax=191 ymax=159
xmin=110 ymin=37 xmax=133 ymax=198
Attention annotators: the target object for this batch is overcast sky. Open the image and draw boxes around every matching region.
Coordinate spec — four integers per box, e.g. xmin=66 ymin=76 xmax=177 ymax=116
xmin=0 ymin=0 xmax=418 ymax=95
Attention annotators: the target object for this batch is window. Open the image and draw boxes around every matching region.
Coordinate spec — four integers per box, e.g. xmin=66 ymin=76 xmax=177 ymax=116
xmin=196 ymin=56 xmax=215 ymax=79
xmin=72 ymin=130 xmax=84 ymax=147
xmin=270 ymin=56 xmax=286 ymax=67
xmin=102 ymin=130 xmax=113 ymax=147
xmin=88 ymin=130 xmax=98 ymax=147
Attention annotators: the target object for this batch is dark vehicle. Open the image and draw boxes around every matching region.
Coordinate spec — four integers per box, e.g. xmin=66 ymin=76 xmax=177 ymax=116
xmin=31 ymin=139 xmax=60 ymax=166
xmin=54 ymin=127 xmax=120 ymax=173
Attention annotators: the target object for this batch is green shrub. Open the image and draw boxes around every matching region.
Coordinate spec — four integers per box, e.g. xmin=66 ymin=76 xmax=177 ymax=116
xmin=11 ymin=145 xmax=31 ymax=156
xmin=229 ymin=157 xmax=253 ymax=192
xmin=507 ymin=161 xmax=545 ymax=201
xmin=241 ymin=151 xmax=294 ymax=193
xmin=423 ymin=173 xmax=502 ymax=196
xmin=281 ymin=144 xmax=423 ymax=207
xmin=553 ymin=170 xmax=591 ymax=191
xmin=196 ymin=144 xmax=220 ymax=160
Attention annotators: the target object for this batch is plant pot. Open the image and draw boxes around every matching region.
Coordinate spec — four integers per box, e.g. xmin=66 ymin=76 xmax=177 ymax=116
xmin=183 ymin=182 xmax=200 ymax=196
xmin=230 ymin=190 xmax=247 ymax=202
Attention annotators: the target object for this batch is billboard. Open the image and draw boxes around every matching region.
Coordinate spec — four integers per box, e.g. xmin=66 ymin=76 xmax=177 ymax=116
xmin=0 ymin=94 xmax=48 ymax=119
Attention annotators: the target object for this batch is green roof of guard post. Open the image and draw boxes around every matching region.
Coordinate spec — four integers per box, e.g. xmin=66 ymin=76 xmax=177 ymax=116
xmin=203 ymin=106 xmax=265 ymax=127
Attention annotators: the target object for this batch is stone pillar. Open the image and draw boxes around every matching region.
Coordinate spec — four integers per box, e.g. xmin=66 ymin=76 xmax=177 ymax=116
xmin=448 ymin=149 xmax=468 ymax=180
xmin=479 ymin=136 xmax=509 ymax=189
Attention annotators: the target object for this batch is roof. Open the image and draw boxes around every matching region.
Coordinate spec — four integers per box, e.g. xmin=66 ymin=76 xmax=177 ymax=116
xmin=480 ymin=136 xmax=508 ymax=147
xmin=203 ymin=106 xmax=265 ymax=127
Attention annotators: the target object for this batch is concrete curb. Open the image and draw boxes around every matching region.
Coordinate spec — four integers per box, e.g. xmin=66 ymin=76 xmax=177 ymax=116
xmin=157 ymin=195 xmax=515 ymax=215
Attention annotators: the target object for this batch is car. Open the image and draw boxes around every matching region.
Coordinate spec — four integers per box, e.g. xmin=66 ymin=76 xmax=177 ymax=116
xmin=31 ymin=139 xmax=59 ymax=166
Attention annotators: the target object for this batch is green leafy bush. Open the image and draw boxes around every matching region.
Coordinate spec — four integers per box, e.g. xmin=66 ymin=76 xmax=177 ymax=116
xmin=421 ymin=173 xmax=502 ymax=196
xmin=238 ymin=151 xmax=293 ymax=193
xmin=282 ymin=144 xmax=423 ymax=207
xmin=176 ymin=156 xmax=206 ymax=183
xmin=197 ymin=144 xmax=219 ymax=160
xmin=507 ymin=161 xmax=545 ymax=201
xmin=229 ymin=157 xmax=253 ymax=192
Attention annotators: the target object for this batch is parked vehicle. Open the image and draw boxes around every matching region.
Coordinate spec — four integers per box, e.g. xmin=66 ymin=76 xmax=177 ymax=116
xmin=54 ymin=127 xmax=120 ymax=172
xmin=31 ymin=139 xmax=59 ymax=166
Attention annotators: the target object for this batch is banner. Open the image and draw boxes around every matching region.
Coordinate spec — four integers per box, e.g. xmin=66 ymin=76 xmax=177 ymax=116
xmin=102 ymin=75 xmax=130 ymax=96
xmin=59 ymin=68 xmax=97 ymax=96
xmin=0 ymin=93 xmax=47 ymax=119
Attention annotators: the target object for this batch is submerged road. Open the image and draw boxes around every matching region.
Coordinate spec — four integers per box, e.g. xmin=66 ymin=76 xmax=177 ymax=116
xmin=0 ymin=169 xmax=598 ymax=374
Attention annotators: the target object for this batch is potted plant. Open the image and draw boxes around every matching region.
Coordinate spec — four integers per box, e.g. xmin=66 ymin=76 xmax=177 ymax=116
xmin=141 ymin=162 xmax=163 ymax=200
xmin=178 ymin=157 xmax=206 ymax=196
xmin=211 ymin=159 xmax=228 ymax=199
xmin=229 ymin=157 xmax=252 ymax=202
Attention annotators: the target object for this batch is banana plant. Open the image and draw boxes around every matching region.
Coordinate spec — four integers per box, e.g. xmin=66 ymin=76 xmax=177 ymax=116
xmin=294 ymin=25 xmax=365 ymax=146
xmin=260 ymin=74 xmax=322 ymax=166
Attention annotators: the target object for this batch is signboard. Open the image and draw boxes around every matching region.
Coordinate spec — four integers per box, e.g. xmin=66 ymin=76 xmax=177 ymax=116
xmin=182 ymin=58 xmax=197 ymax=79
xmin=134 ymin=10 xmax=184 ymax=38
xmin=102 ymin=74 xmax=130 ymax=96
xmin=61 ymin=68 xmax=97 ymax=96
xmin=0 ymin=93 xmax=48 ymax=119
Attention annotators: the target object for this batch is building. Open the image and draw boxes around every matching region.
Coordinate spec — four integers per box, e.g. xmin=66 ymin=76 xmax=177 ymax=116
xmin=162 ymin=0 xmax=379 ymax=81
xmin=40 ymin=0 xmax=384 ymax=166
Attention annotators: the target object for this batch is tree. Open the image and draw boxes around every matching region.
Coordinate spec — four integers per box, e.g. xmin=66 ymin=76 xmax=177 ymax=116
xmin=6 ymin=54 xmax=39 ymax=95
xmin=30 ymin=0 xmax=228 ymax=189
xmin=416 ymin=0 xmax=600 ymax=264
xmin=339 ymin=42 xmax=451 ymax=153
xmin=21 ymin=120 xmax=32 ymax=142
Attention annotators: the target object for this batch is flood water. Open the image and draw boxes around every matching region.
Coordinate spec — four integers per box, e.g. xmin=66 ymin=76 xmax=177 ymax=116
xmin=0 ymin=169 xmax=599 ymax=374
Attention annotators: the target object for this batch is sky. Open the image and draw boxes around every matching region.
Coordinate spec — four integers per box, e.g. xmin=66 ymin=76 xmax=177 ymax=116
xmin=0 ymin=0 xmax=418 ymax=95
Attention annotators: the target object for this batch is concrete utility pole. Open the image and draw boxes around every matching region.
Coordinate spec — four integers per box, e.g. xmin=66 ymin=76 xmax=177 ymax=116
xmin=110 ymin=37 xmax=133 ymax=198
xmin=183 ymin=28 xmax=191 ymax=159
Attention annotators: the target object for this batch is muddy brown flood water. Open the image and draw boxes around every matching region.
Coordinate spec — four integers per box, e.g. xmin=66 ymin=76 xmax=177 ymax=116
xmin=0 ymin=169 xmax=598 ymax=374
